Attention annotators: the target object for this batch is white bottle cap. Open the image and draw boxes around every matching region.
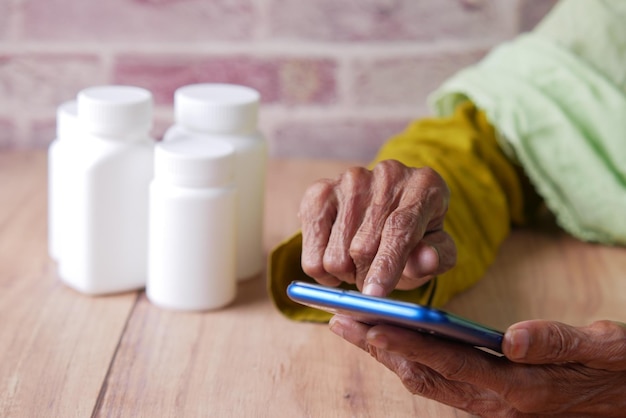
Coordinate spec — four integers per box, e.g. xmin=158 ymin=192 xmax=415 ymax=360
xmin=154 ymin=137 xmax=235 ymax=188
xmin=56 ymin=100 xmax=78 ymax=141
xmin=77 ymin=85 xmax=153 ymax=137
xmin=174 ymin=83 xmax=260 ymax=134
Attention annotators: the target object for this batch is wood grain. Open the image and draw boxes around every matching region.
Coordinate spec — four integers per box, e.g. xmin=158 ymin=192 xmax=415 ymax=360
xmin=0 ymin=151 xmax=624 ymax=417
xmin=0 ymin=152 xmax=138 ymax=417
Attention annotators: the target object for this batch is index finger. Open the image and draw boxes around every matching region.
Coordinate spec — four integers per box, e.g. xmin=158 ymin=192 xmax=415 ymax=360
xmin=361 ymin=206 xmax=425 ymax=296
xmin=362 ymin=177 xmax=448 ymax=296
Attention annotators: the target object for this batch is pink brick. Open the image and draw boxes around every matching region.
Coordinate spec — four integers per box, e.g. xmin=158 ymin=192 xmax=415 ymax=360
xmin=350 ymin=49 xmax=487 ymax=107
xmin=0 ymin=118 xmax=15 ymax=150
xmin=518 ymin=0 xmax=559 ymax=32
xmin=113 ymin=55 xmax=337 ymax=106
xmin=0 ymin=54 xmax=103 ymax=112
xmin=270 ymin=118 xmax=410 ymax=161
xmin=268 ymin=0 xmax=517 ymax=42
xmin=278 ymin=59 xmax=337 ymax=105
xmin=30 ymin=118 xmax=60 ymax=148
xmin=22 ymin=0 xmax=255 ymax=41
xmin=151 ymin=113 xmax=175 ymax=142
xmin=0 ymin=2 xmax=11 ymax=39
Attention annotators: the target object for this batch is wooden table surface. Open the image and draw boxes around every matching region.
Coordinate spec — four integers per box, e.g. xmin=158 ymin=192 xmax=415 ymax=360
xmin=1 ymin=150 xmax=625 ymax=417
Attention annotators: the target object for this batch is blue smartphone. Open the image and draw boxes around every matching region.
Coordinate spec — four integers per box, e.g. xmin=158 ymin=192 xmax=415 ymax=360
xmin=287 ymin=281 xmax=504 ymax=354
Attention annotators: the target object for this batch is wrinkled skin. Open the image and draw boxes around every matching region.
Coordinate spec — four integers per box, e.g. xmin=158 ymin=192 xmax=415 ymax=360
xmin=298 ymin=160 xmax=456 ymax=297
xmin=329 ymin=316 xmax=626 ymax=417
xmin=299 ymin=161 xmax=626 ymax=417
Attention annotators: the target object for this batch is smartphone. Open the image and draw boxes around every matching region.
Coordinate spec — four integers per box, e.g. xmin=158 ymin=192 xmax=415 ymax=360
xmin=287 ymin=281 xmax=504 ymax=355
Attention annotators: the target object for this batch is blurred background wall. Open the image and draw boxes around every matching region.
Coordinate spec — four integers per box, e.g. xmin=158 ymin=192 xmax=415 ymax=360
xmin=0 ymin=0 xmax=557 ymax=161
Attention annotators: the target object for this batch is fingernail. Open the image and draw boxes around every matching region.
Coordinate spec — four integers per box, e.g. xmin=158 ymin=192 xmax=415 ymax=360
xmin=363 ymin=282 xmax=385 ymax=297
xmin=506 ymin=328 xmax=530 ymax=360
xmin=329 ymin=316 xmax=346 ymax=338
xmin=427 ymin=244 xmax=440 ymax=268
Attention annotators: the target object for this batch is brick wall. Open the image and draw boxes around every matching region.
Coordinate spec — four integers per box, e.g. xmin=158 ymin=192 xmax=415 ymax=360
xmin=0 ymin=0 xmax=557 ymax=160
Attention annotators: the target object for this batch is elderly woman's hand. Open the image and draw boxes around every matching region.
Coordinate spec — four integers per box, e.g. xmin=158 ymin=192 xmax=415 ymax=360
xmin=329 ymin=316 xmax=626 ymax=417
xmin=298 ymin=160 xmax=456 ymax=297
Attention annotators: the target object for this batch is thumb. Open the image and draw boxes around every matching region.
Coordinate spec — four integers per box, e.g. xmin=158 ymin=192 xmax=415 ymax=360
xmin=403 ymin=230 xmax=456 ymax=280
xmin=503 ymin=320 xmax=626 ymax=371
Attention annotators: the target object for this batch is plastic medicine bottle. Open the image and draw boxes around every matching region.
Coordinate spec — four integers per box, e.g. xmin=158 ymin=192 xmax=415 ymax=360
xmin=48 ymin=100 xmax=78 ymax=261
xmin=163 ymin=83 xmax=267 ymax=281
xmin=57 ymin=86 xmax=155 ymax=295
xmin=147 ymin=137 xmax=237 ymax=311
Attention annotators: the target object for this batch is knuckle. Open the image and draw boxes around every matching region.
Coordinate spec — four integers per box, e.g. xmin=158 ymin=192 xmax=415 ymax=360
xmin=588 ymin=320 xmax=626 ymax=368
xmin=414 ymin=167 xmax=450 ymax=206
xmin=366 ymin=343 xmax=380 ymax=358
xmin=301 ymin=256 xmax=327 ymax=279
xmin=349 ymin=238 xmax=378 ymax=265
xmin=322 ymin=250 xmax=355 ymax=276
xmin=545 ymin=322 xmax=579 ymax=362
xmin=590 ymin=319 xmax=624 ymax=335
xmin=372 ymin=160 xmax=408 ymax=197
xmin=301 ymin=180 xmax=334 ymax=208
xmin=373 ymin=159 xmax=405 ymax=176
xmin=340 ymin=166 xmax=370 ymax=183
xmin=439 ymin=355 xmax=470 ymax=381
xmin=338 ymin=166 xmax=372 ymax=197
xmin=386 ymin=209 xmax=418 ymax=237
xmin=398 ymin=365 xmax=438 ymax=397
xmin=372 ymin=160 xmax=408 ymax=190
xmin=417 ymin=166 xmax=447 ymax=188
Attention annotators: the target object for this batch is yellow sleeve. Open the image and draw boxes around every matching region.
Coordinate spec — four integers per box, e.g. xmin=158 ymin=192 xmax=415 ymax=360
xmin=268 ymin=101 xmax=526 ymax=321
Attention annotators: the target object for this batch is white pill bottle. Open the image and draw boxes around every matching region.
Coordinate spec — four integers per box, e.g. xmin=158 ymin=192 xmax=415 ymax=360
xmin=48 ymin=100 xmax=78 ymax=261
xmin=163 ymin=84 xmax=267 ymax=281
xmin=58 ymin=86 xmax=155 ymax=295
xmin=147 ymin=137 xmax=237 ymax=311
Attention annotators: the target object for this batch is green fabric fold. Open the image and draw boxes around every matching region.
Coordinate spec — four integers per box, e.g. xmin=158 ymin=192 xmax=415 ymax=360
xmin=431 ymin=34 xmax=626 ymax=245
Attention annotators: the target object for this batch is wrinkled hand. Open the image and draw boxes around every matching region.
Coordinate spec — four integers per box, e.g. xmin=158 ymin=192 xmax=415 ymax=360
xmin=329 ymin=316 xmax=626 ymax=417
xmin=298 ymin=160 xmax=456 ymax=296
